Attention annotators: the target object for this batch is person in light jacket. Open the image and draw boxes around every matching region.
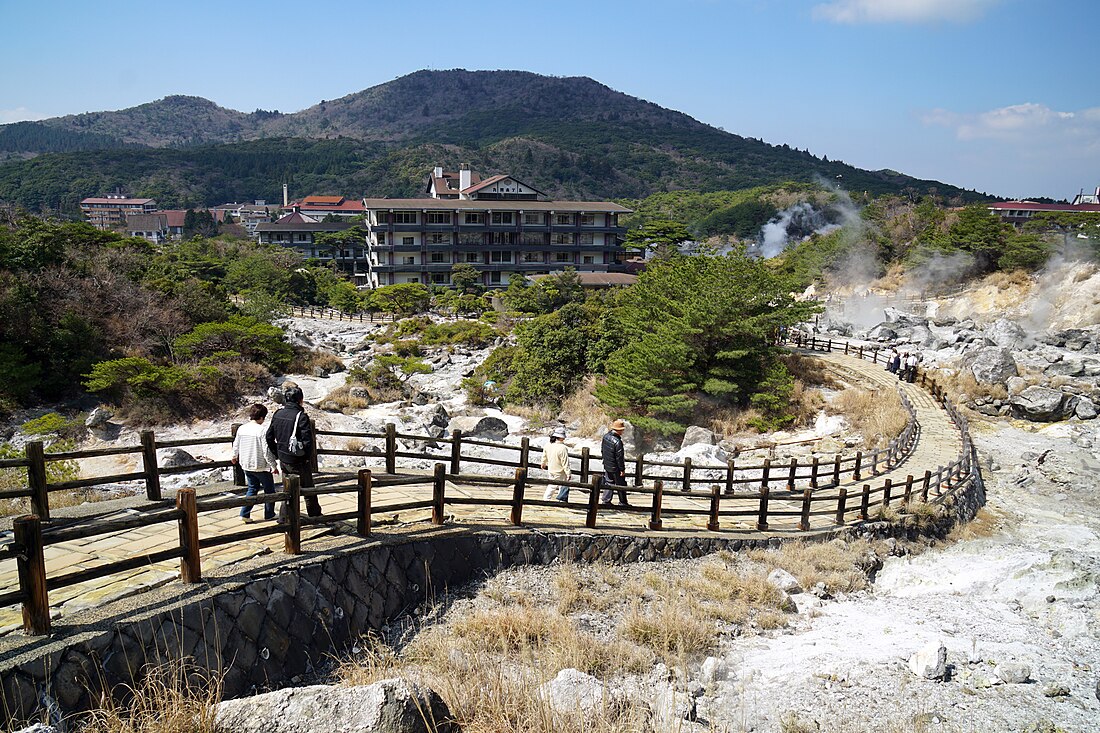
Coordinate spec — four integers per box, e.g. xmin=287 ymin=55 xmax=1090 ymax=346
xmin=541 ymin=427 xmax=571 ymax=502
xmin=232 ymin=403 xmax=278 ymax=523
xmin=266 ymin=384 xmax=323 ymax=517
xmin=599 ymin=419 xmax=630 ymax=507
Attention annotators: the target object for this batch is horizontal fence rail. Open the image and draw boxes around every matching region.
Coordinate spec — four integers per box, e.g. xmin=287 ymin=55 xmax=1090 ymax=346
xmin=1 ymin=334 xmax=977 ymax=636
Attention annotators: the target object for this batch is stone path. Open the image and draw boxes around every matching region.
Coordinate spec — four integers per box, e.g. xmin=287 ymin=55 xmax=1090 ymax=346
xmin=0 ymin=353 xmax=966 ymax=636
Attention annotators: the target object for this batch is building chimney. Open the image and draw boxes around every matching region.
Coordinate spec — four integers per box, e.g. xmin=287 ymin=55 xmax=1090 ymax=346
xmin=282 ymin=183 xmax=289 ymax=208
xmin=459 ymin=164 xmax=472 ymax=195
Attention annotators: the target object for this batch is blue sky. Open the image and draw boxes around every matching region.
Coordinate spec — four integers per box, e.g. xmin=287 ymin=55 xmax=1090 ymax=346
xmin=2 ymin=0 xmax=1097 ymax=200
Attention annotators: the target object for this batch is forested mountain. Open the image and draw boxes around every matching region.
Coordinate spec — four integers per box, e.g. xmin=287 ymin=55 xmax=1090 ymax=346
xmin=0 ymin=70 xmax=991 ymax=215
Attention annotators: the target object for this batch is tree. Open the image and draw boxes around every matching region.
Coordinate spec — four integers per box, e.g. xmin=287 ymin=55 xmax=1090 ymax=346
xmin=625 ymin=219 xmax=692 ymax=258
xmin=596 ymin=252 xmax=819 ymax=434
xmin=507 ymin=303 xmax=591 ymax=404
xmin=451 ymin=262 xmax=482 ymax=293
xmin=368 ymin=283 xmax=430 ymax=315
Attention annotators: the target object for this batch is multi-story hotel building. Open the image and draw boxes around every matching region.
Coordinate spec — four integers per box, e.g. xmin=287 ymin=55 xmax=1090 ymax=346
xmin=254 ymin=213 xmax=367 ymax=282
xmin=362 ymin=167 xmax=631 ymax=288
xmin=80 ymin=195 xmax=157 ymax=231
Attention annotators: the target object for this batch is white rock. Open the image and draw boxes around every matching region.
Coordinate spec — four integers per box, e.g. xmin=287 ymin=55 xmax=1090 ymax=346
xmin=767 ymin=568 xmax=803 ymax=594
xmin=908 ymin=641 xmax=947 ymax=680
xmin=789 ymin=592 xmax=824 ymax=613
xmin=681 ymin=425 xmax=716 ymax=448
xmin=699 ymin=656 xmax=728 ymax=683
xmin=994 ymin=662 xmax=1031 ymax=684
xmin=538 ymin=668 xmax=609 ymax=715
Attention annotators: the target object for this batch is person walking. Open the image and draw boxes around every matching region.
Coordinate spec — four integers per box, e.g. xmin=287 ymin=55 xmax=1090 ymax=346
xmin=232 ymin=403 xmax=278 ymax=523
xmin=905 ymin=351 xmax=920 ymax=383
xmin=897 ymin=352 xmax=909 ymax=380
xmin=599 ymin=419 xmax=630 ymax=507
xmin=541 ymin=427 xmax=571 ymax=502
xmin=886 ymin=347 xmax=900 ymax=374
xmin=266 ymin=383 xmax=323 ymax=518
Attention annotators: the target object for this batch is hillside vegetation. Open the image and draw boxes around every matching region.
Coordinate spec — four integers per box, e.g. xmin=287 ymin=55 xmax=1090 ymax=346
xmin=0 ymin=70 xmax=989 ymax=215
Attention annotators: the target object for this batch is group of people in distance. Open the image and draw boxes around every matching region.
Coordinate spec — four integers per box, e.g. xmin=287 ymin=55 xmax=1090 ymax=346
xmin=233 ymin=382 xmax=637 ymax=520
xmin=886 ymin=346 xmax=921 ymax=383
xmin=231 ymin=382 xmax=321 ymax=524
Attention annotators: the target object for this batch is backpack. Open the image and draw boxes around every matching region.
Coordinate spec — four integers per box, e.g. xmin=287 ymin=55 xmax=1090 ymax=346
xmin=286 ymin=411 xmax=307 ymax=457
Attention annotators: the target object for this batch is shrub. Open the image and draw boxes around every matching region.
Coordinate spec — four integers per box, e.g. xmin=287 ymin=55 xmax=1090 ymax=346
xmin=173 ymin=316 xmax=292 ymax=371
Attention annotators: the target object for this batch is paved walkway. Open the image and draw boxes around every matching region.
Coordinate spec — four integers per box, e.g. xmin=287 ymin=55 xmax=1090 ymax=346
xmin=0 ymin=353 xmax=965 ymax=636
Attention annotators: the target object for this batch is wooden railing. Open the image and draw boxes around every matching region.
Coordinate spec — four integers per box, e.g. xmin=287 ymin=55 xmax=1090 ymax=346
xmin=286 ymin=304 xmax=397 ymax=323
xmin=1 ymin=336 xmax=977 ymax=636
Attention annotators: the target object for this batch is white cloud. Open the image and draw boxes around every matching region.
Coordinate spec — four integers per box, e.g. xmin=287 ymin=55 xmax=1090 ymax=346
xmin=812 ymin=0 xmax=999 ymax=24
xmin=0 ymin=107 xmax=48 ymax=124
xmin=922 ymin=102 xmax=1100 ymax=153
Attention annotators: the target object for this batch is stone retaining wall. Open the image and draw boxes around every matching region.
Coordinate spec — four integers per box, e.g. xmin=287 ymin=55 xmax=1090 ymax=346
xmin=1 ymin=460 xmax=983 ymax=727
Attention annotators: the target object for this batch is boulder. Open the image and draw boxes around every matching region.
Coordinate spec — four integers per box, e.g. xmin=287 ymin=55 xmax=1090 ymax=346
xmin=157 ymin=448 xmax=198 ymax=469
xmin=681 ymin=426 xmax=716 ymax=449
xmin=85 ymin=406 xmax=113 ymax=430
xmin=698 ymin=656 xmax=728 ymax=684
xmin=994 ymin=662 xmax=1031 ymax=684
xmin=450 ymin=415 xmax=509 ymax=440
xmin=1006 ymin=376 xmax=1028 ymax=396
xmin=766 ymin=568 xmax=803 ymax=595
xmin=866 ymin=323 xmax=898 ymax=342
xmin=969 ymin=348 xmax=1019 ymax=385
xmin=1010 ymin=387 xmax=1077 ymax=422
xmin=986 ymin=318 xmax=1027 ymax=349
xmin=213 ymin=678 xmax=456 ymax=733
xmin=348 ymin=386 xmax=370 ymax=400
xmin=538 ymin=668 xmax=610 ymax=716
xmin=883 ymin=308 xmax=924 ymax=326
xmin=1076 ymin=398 xmax=1098 ymax=420
xmin=1044 ymin=358 xmax=1085 ymax=377
xmin=425 ymin=404 xmax=450 ymax=429
xmin=908 ymin=641 xmax=947 ymax=680
xmin=267 ymin=386 xmax=288 ymax=405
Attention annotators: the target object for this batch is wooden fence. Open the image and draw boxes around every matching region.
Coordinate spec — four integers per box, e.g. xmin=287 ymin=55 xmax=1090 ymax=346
xmin=1 ymin=336 xmax=976 ymax=635
xmin=286 ymin=304 xmax=397 ymax=323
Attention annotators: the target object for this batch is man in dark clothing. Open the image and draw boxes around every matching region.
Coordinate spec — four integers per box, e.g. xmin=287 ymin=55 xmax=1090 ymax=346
xmin=599 ymin=419 xmax=630 ymax=507
xmin=266 ymin=383 xmax=323 ymax=517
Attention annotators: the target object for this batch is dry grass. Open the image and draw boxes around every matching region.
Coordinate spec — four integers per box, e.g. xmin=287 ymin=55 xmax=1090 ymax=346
xmin=81 ymin=662 xmax=221 ymax=733
xmin=783 ymin=353 xmax=841 ymax=389
xmin=947 ymin=506 xmax=1001 ymax=543
xmin=747 ymin=539 xmax=874 ymax=595
xmin=899 ymin=501 xmax=944 ymax=531
xmin=621 ymin=601 xmax=715 ymax=657
xmin=828 ymin=387 xmax=909 ymax=448
xmin=709 ymin=407 xmax=766 ymax=438
xmin=321 ymin=384 xmax=370 ymax=414
xmin=506 ymin=404 xmax=557 ymax=431
xmin=345 ymin=438 xmax=366 ymax=453
xmin=558 ymin=376 xmax=611 ymax=439
xmin=985 ymin=268 xmax=1034 ymax=290
xmin=288 ymin=347 xmax=344 ymax=375
xmin=869 ymin=504 xmax=901 ymax=523
xmin=938 ymin=369 xmax=1009 ymax=404
xmin=789 ymin=380 xmax=826 ymax=427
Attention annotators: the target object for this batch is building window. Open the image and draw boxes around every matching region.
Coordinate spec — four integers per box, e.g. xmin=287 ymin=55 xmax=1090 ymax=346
xmin=375 ymin=212 xmax=390 ymax=224
xmin=429 ymin=233 xmax=450 ymax=244
xmin=522 ymin=252 xmax=542 ymax=263
xmin=402 ymin=236 xmax=415 ymax=246
xmin=490 ymin=272 xmax=501 ymax=284
xmin=490 ymin=251 xmax=512 ymax=263
xmin=491 ymin=212 xmax=514 ymax=225
xmin=555 ymin=252 xmax=572 ymax=263
xmin=520 ymin=233 xmax=545 ymax=246
xmin=430 ymin=252 xmax=447 ymax=263
xmin=552 ymin=233 xmax=574 ymax=245
xmin=431 ymin=273 xmax=449 ymax=284
xmin=577 ymin=233 xmax=594 ymax=245
xmin=554 ymin=214 xmax=572 ymax=225
xmin=392 ymin=211 xmax=417 ymax=224
xmin=405 ymin=277 xmax=420 ymax=283
xmin=296 ymin=233 xmax=310 ymax=243
xmin=582 ymin=255 xmax=595 ymax=264
xmin=403 ymin=256 xmax=416 ymax=265
xmin=490 ymin=232 xmax=515 ymax=245
xmin=377 ymin=232 xmax=386 ymax=245
xmin=426 ymin=211 xmax=451 ymax=224
xmin=464 ymin=213 xmax=485 ymax=225
xmin=458 ymin=233 xmax=483 ymax=245
xmin=466 ymin=253 xmax=480 ymax=263
xmin=580 ymin=214 xmax=596 ymax=226
xmin=523 ymin=213 xmax=544 ymax=225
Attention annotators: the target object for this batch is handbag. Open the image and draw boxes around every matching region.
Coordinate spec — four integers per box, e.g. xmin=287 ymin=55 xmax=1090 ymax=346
xmin=286 ymin=411 xmax=307 ymax=457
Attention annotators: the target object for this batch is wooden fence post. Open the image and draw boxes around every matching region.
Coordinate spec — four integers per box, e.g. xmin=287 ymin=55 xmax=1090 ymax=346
xmin=903 ymin=474 xmax=914 ymax=506
xmin=786 ymin=457 xmax=797 ymax=491
xmin=882 ymin=478 xmax=893 ymax=507
xmin=682 ymin=457 xmax=692 ymax=492
xmin=810 ymin=456 xmax=820 ymax=490
xmin=858 ymin=345 xmax=864 ymax=360
xmin=725 ymin=458 xmax=735 ymax=496
xmin=707 ymin=485 xmax=720 ymax=531
xmin=860 ymin=484 xmax=871 ymax=520
xmin=799 ymin=489 xmax=812 ymax=531
xmin=633 ymin=454 xmax=644 ymax=487
xmin=230 ymin=423 xmax=246 ymax=487
xmin=432 ymin=463 xmax=446 ymax=525
xmin=935 ymin=466 xmax=944 ymax=497
xmin=832 ymin=454 xmax=841 ymax=487
xmin=761 ymin=458 xmax=771 ymax=491
xmin=284 ymin=475 xmax=301 ymax=555
xmin=25 ymin=442 xmax=49 ymax=521
xmin=140 ymin=430 xmax=162 ymax=501
xmin=885 ymin=440 xmax=895 ymax=469
xmin=519 ymin=437 xmax=530 ymax=470
xmin=510 ymin=468 xmax=527 ymax=526
xmin=309 ymin=426 xmax=319 ymax=472
xmin=585 ymin=476 xmax=600 ymax=529
xmin=853 ymin=450 xmax=862 ymax=481
xmin=450 ymin=429 xmax=463 ymax=475
xmin=357 ymin=469 xmax=371 ymax=537
xmin=870 ymin=450 xmax=879 ymax=476
xmin=921 ymin=470 xmax=931 ymax=502
xmin=835 ymin=487 xmax=848 ymax=525
xmin=844 ymin=342 xmax=850 ymax=355
xmin=649 ymin=480 xmax=664 ymax=530
xmin=13 ymin=515 xmax=49 ymax=636
xmin=385 ymin=423 xmax=397 ymax=474
xmin=756 ymin=485 xmax=770 ymax=531
xmin=580 ymin=447 xmax=590 ymax=483
xmin=176 ymin=488 xmax=201 ymax=583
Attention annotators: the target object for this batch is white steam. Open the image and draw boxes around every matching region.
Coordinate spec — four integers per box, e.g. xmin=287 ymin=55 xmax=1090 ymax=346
xmin=759 ymin=203 xmax=839 ymax=258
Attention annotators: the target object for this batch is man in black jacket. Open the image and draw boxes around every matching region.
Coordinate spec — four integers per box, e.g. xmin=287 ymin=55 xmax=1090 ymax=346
xmin=266 ymin=383 xmax=323 ymax=517
xmin=599 ymin=419 xmax=630 ymax=507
